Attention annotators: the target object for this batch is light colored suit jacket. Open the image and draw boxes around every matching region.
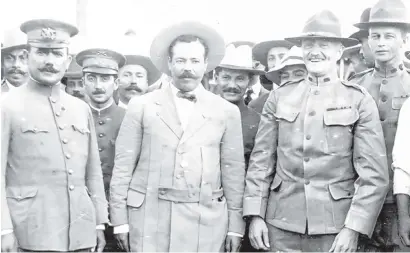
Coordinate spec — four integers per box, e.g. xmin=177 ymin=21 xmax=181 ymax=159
xmin=110 ymin=84 xmax=246 ymax=252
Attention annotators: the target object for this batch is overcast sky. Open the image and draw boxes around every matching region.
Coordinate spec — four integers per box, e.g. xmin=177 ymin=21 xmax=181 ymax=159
xmin=2 ymin=0 xmax=410 ymax=53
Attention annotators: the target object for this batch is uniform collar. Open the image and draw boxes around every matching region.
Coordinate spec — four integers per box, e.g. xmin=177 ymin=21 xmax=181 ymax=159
xmin=26 ymin=77 xmax=61 ymax=101
xmin=374 ymin=63 xmax=405 ymax=78
xmin=306 ymin=73 xmax=339 ymax=86
xmin=89 ymin=100 xmax=115 ymax=115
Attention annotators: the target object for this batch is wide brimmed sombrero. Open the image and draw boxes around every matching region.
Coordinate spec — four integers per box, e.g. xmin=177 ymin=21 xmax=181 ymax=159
xmin=124 ymin=55 xmax=161 ymax=85
xmin=285 ymin=10 xmax=359 ymax=48
xmin=253 ymin=40 xmax=293 ymax=67
xmin=265 ymin=46 xmax=305 ymax=83
xmin=150 ymin=21 xmax=225 ymax=76
xmin=354 ymin=0 xmax=410 ymax=31
xmin=218 ymin=43 xmax=265 ymax=75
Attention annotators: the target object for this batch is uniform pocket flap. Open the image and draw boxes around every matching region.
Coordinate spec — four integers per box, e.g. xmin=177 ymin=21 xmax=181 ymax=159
xmin=6 ymin=187 xmax=38 ymax=200
xmin=72 ymin=124 xmax=90 ymax=134
xmin=270 ymin=176 xmax=283 ymax=192
xmin=328 ymin=180 xmax=355 ymax=200
xmin=126 ymin=188 xmax=146 ymax=208
xmin=274 ymin=104 xmax=300 ymax=122
xmin=21 ymin=123 xmax=49 ymax=133
xmin=324 ymin=108 xmax=359 ymax=126
xmin=392 ymin=96 xmax=409 ymax=110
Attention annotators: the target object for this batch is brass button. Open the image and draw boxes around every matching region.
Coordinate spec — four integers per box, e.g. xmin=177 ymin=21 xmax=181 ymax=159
xmin=99 ymin=133 xmax=105 ymax=138
xmin=314 ymin=90 xmax=320 ymax=95
xmin=381 ymin=96 xmax=388 ymax=103
xmin=59 ymin=125 xmax=65 ymax=130
xmin=62 ymin=139 xmax=68 ymax=144
xmin=306 ymin=135 xmax=311 ymax=140
xmin=99 ymin=121 xmax=104 ymax=125
xmin=65 ymin=153 xmax=71 ymax=159
xmin=69 ymin=185 xmax=75 ymax=190
xmin=309 ymin=111 xmax=316 ymax=116
xmin=159 ymin=190 xmax=166 ymax=195
xmin=50 ymin=98 xmax=57 ymax=103
xmin=55 ymin=112 xmax=61 ymax=117
xmin=99 ymin=148 xmax=103 ymax=152
xmin=68 ymin=169 xmax=73 ymax=175
xmin=61 ymin=106 xmax=65 ymax=111
xmin=305 ymin=179 xmax=310 ymax=185
xmin=304 ymin=157 xmax=310 ymax=162
xmin=382 ymin=79 xmax=388 ymax=85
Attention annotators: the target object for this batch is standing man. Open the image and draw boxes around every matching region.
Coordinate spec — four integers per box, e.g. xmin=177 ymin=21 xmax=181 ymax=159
xmin=245 ymin=11 xmax=389 ymax=252
xmin=250 ymin=46 xmax=308 ymax=114
xmin=77 ymin=48 xmax=127 ymax=252
xmin=110 ymin=21 xmax=246 ymax=252
xmin=63 ymin=58 xmax=89 ymax=102
xmin=350 ymin=0 xmax=410 ymax=251
xmin=1 ymin=19 xmax=108 ymax=252
xmin=2 ymin=28 xmax=29 ymax=93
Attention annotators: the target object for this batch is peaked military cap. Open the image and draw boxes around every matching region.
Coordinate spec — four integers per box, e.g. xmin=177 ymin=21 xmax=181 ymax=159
xmin=76 ymin=48 xmax=126 ymax=75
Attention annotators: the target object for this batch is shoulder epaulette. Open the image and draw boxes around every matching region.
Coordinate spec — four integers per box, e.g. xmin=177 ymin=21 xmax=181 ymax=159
xmin=348 ymin=68 xmax=373 ymax=81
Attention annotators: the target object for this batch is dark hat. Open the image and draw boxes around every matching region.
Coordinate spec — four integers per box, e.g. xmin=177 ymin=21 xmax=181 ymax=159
xmin=64 ymin=55 xmax=82 ymax=78
xmin=405 ymin=51 xmax=410 ymax=60
xmin=76 ymin=48 xmax=126 ymax=75
xmin=252 ymin=40 xmax=293 ymax=67
xmin=354 ymin=0 xmax=410 ymax=31
xmin=349 ymin=8 xmax=371 ymax=40
xmin=285 ymin=10 xmax=359 ymax=47
xmin=123 ymin=55 xmax=161 ymax=85
xmin=20 ymin=19 xmax=78 ymax=48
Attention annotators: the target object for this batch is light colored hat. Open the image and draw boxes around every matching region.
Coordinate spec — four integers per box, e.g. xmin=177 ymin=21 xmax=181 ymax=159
xmin=76 ymin=48 xmax=126 ymax=75
xmin=218 ymin=43 xmax=265 ymax=75
xmin=150 ymin=21 xmax=225 ymax=75
xmin=20 ymin=19 xmax=78 ymax=48
xmin=2 ymin=28 xmax=27 ymax=53
xmin=253 ymin=40 xmax=293 ymax=67
xmin=354 ymin=0 xmax=410 ymax=31
xmin=265 ymin=46 xmax=305 ymax=83
xmin=285 ymin=10 xmax=358 ymax=47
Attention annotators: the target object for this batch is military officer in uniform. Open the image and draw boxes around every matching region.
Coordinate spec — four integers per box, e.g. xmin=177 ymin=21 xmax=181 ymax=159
xmin=76 ymin=48 xmax=127 ymax=252
xmin=1 ymin=19 xmax=108 ymax=252
xmin=349 ymin=0 xmax=410 ymax=251
xmin=245 ymin=11 xmax=388 ymax=252
xmin=110 ymin=21 xmax=246 ymax=252
xmin=1 ymin=28 xmax=29 ymax=93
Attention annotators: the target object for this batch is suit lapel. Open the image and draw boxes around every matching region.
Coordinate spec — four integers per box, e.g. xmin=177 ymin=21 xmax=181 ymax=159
xmin=155 ymin=86 xmax=183 ymax=139
xmin=180 ymin=89 xmax=209 ymax=144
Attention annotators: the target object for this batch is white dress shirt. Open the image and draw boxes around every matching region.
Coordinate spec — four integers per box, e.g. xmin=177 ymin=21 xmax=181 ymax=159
xmin=393 ymin=98 xmax=410 ymax=196
xmin=114 ymin=83 xmax=242 ymax=237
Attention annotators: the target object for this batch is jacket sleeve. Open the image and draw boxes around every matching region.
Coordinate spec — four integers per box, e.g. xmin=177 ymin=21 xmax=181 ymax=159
xmin=85 ymin=106 xmax=109 ymax=225
xmin=109 ymin=97 xmax=144 ymax=226
xmin=243 ymin=91 xmax=278 ymax=218
xmin=345 ymin=92 xmax=389 ymax=237
xmin=1 ymin=102 xmax=12 ymax=230
xmin=221 ymin=105 xmax=246 ymax=235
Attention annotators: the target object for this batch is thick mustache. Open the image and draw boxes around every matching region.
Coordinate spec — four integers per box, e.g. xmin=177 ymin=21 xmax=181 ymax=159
xmin=307 ymin=52 xmax=326 ymax=61
xmin=178 ymin=72 xmax=196 ymax=79
xmin=223 ymin=88 xmax=241 ymax=94
xmin=125 ymin=84 xmax=142 ymax=92
xmin=38 ymin=66 xmax=59 ymax=73
xmin=72 ymin=91 xmax=85 ymax=97
xmin=92 ymin=89 xmax=106 ymax=95
xmin=7 ymin=68 xmax=26 ymax=75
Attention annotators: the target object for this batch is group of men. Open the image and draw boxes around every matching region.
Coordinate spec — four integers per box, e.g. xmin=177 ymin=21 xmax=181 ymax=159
xmin=2 ymin=0 xmax=410 ymax=252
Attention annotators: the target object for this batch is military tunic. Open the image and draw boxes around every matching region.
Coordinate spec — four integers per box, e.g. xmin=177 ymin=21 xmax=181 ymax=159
xmin=90 ymin=102 xmax=125 ymax=199
xmin=1 ymin=80 xmax=108 ymax=251
xmin=244 ymin=76 xmax=389 ymax=238
xmin=238 ymin=101 xmax=260 ymax=169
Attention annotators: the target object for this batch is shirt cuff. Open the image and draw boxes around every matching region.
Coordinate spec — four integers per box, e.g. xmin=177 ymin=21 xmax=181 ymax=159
xmin=1 ymin=229 xmax=13 ymax=236
xmin=113 ymin=224 xmax=129 ymax=234
xmin=227 ymin=232 xmax=243 ymax=238
xmin=394 ymin=168 xmax=410 ymax=196
xmin=96 ymin=225 xmax=105 ymax=230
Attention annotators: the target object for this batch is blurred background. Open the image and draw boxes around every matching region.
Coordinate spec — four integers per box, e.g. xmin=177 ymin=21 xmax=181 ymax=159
xmin=2 ymin=0 xmax=410 ymax=54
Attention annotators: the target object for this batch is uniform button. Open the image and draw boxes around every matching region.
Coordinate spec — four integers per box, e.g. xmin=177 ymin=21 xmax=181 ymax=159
xmin=306 ymin=135 xmax=311 ymax=140
xmin=381 ymin=96 xmax=387 ymax=102
xmin=99 ymin=133 xmax=105 ymax=138
xmin=159 ymin=190 xmax=166 ymax=195
xmin=56 ymin=112 xmax=61 ymax=117
xmin=59 ymin=125 xmax=65 ymax=130
xmin=309 ymin=111 xmax=316 ymax=116
xmin=304 ymin=157 xmax=310 ymax=162
xmin=50 ymin=98 xmax=57 ymax=103
xmin=314 ymin=90 xmax=320 ymax=95
xmin=99 ymin=121 xmax=104 ymax=125
xmin=62 ymin=139 xmax=68 ymax=144
xmin=382 ymin=79 xmax=388 ymax=85
xmin=180 ymin=161 xmax=188 ymax=168
xmin=380 ymin=117 xmax=386 ymax=122
xmin=61 ymin=106 xmax=66 ymax=111
xmin=68 ymin=169 xmax=73 ymax=175
xmin=99 ymin=148 xmax=103 ymax=152
xmin=65 ymin=153 xmax=71 ymax=159
xmin=305 ymin=179 xmax=310 ymax=185
xmin=176 ymin=174 xmax=181 ymax=179
xmin=69 ymin=185 xmax=75 ymax=190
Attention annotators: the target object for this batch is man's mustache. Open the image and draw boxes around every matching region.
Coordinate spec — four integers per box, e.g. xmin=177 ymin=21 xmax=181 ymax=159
xmin=178 ymin=71 xmax=196 ymax=79
xmin=72 ymin=90 xmax=85 ymax=98
xmin=38 ymin=65 xmax=59 ymax=73
xmin=223 ymin=87 xmax=241 ymax=94
xmin=125 ymin=84 xmax=143 ymax=92
xmin=7 ymin=68 xmax=26 ymax=75
xmin=92 ymin=89 xmax=106 ymax=95
xmin=307 ymin=52 xmax=327 ymax=61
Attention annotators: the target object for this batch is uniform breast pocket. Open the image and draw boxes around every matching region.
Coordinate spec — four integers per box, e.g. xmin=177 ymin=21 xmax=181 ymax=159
xmin=273 ymin=106 xmax=300 ymax=148
xmin=324 ymin=108 xmax=359 ymax=154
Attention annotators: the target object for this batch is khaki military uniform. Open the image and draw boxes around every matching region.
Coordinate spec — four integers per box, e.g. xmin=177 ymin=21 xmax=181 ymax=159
xmin=244 ymin=76 xmax=389 ymax=251
xmin=1 ymin=81 xmax=108 ymax=251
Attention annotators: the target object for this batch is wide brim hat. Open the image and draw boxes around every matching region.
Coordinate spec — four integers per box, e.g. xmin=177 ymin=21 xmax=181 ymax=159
xmin=65 ymin=54 xmax=82 ymax=78
xmin=265 ymin=46 xmax=305 ymax=83
xmin=150 ymin=21 xmax=225 ymax=76
xmin=124 ymin=55 xmax=162 ymax=85
xmin=2 ymin=28 xmax=28 ymax=53
xmin=253 ymin=40 xmax=294 ymax=67
xmin=285 ymin=10 xmax=359 ymax=48
xmin=349 ymin=8 xmax=371 ymax=39
xmin=354 ymin=0 xmax=410 ymax=30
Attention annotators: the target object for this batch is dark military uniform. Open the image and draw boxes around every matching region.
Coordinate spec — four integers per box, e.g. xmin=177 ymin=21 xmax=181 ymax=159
xmin=350 ymin=64 xmax=410 ymax=251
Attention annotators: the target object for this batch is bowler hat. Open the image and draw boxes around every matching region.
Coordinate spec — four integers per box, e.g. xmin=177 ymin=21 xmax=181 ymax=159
xmin=150 ymin=21 xmax=225 ymax=76
xmin=354 ymin=0 xmax=410 ymax=30
xmin=285 ymin=10 xmax=358 ymax=47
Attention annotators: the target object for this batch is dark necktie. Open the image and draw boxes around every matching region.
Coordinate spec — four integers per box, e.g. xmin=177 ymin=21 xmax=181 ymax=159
xmin=177 ymin=90 xmax=197 ymax=102
xmin=244 ymin=88 xmax=254 ymax=105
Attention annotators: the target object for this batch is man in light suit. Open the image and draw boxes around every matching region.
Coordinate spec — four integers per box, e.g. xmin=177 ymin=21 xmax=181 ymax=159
xmin=110 ymin=21 xmax=246 ymax=252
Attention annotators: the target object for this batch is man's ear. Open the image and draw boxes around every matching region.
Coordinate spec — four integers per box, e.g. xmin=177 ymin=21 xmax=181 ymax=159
xmin=65 ymin=54 xmax=73 ymax=71
xmin=204 ymin=57 xmax=209 ymax=70
xmin=336 ymin=43 xmax=344 ymax=61
xmin=113 ymin=77 xmax=119 ymax=91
